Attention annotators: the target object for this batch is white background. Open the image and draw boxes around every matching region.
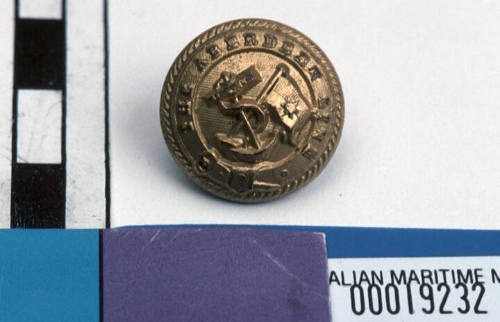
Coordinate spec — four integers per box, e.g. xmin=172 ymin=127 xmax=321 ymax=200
xmin=110 ymin=0 xmax=500 ymax=228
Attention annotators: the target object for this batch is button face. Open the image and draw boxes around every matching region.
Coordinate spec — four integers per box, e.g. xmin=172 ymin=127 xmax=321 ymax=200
xmin=160 ymin=19 xmax=344 ymax=202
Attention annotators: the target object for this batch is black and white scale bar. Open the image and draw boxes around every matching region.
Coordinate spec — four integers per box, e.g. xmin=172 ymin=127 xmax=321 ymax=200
xmin=2 ymin=0 xmax=110 ymax=228
xmin=11 ymin=1 xmax=66 ymax=228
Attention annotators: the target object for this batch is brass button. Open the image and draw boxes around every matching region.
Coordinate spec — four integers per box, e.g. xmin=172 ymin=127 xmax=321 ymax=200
xmin=160 ymin=19 xmax=344 ymax=202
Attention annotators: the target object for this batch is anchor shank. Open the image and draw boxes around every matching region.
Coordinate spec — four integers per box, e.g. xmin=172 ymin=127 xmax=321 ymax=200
xmin=240 ymin=109 xmax=261 ymax=149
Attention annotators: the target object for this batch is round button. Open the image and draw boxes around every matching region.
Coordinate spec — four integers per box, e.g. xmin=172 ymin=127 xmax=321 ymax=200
xmin=160 ymin=19 xmax=344 ymax=202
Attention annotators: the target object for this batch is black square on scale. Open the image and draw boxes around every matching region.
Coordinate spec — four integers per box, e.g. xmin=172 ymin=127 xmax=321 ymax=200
xmin=15 ymin=19 xmax=65 ymax=89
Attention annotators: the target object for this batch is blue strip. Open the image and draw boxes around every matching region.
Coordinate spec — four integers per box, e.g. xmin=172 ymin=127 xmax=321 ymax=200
xmin=304 ymin=226 xmax=500 ymax=259
xmin=0 ymin=229 xmax=99 ymax=322
xmin=135 ymin=225 xmax=500 ymax=259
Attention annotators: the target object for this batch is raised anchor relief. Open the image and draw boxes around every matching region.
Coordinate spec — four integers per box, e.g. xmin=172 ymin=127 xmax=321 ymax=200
xmin=210 ymin=64 xmax=314 ymax=163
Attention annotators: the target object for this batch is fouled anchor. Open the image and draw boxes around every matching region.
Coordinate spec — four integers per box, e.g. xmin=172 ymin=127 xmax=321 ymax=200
xmin=210 ymin=64 xmax=314 ymax=163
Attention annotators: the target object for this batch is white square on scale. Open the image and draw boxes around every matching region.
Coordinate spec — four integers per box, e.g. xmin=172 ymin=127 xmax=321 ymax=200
xmin=17 ymin=89 xmax=62 ymax=164
xmin=19 ymin=0 xmax=63 ymax=20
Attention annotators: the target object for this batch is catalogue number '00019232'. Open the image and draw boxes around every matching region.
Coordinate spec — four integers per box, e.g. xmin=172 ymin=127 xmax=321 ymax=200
xmin=328 ymin=257 xmax=500 ymax=321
